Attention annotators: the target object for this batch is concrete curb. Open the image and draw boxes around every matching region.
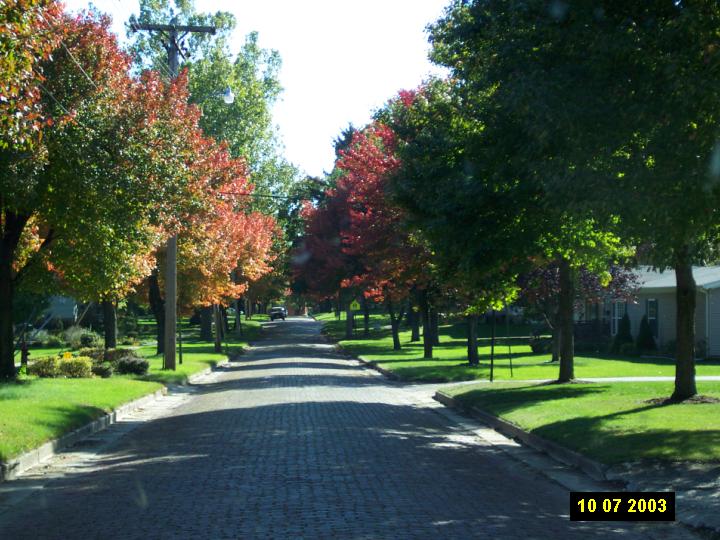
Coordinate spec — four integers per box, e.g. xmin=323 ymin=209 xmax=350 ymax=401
xmin=329 ymin=340 xmax=400 ymax=381
xmin=186 ymin=360 xmax=229 ymax=384
xmin=0 ymin=387 xmax=167 ymax=482
xmin=433 ymin=390 xmax=609 ymax=482
xmin=355 ymin=357 xmax=400 ymax=381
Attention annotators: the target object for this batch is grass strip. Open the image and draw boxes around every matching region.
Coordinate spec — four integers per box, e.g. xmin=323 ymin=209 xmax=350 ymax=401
xmin=2 ymin=316 xmax=267 ymax=461
xmin=441 ymin=380 xmax=720 ymax=463
xmin=315 ymin=312 xmax=720 ymax=382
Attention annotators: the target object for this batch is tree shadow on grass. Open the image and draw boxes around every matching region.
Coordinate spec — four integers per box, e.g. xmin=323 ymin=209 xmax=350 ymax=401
xmin=454 ymin=384 xmax=610 ymax=416
xmin=535 ymin=410 xmax=720 ymax=464
xmin=0 ymin=403 xmax=108 ymax=462
xmin=456 ymin=383 xmax=720 ymax=463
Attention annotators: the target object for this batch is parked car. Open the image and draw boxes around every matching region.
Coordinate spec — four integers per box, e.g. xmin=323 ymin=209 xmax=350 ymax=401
xmin=269 ymin=306 xmax=287 ymax=321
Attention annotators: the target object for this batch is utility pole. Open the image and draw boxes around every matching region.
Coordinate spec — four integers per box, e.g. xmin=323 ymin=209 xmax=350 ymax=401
xmin=131 ymin=19 xmax=216 ymax=371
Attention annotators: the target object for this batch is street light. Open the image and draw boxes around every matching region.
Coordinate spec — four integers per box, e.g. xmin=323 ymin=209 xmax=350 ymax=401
xmin=222 ymin=86 xmax=235 ymax=105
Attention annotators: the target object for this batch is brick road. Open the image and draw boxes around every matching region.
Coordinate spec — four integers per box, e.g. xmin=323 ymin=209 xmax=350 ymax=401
xmin=0 ymin=318 xmax=696 ymax=539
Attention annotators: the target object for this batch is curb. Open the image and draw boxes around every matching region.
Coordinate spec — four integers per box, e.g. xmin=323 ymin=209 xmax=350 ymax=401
xmin=433 ymin=390 xmax=609 ymax=482
xmin=355 ymin=357 xmax=400 ymax=381
xmin=186 ymin=360 xmax=229 ymax=384
xmin=0 ymin=387 xmax=167 ymax=482
xmin=0 ymin=348 xmax=246 ymax=483
xmin=330 ymin=340 xmax=400 ymax=381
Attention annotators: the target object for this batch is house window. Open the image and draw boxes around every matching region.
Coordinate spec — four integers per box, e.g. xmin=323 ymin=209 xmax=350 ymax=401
xmin=584 ymin=302 xmax=600 ymax=322
xmin=646 ymin=299 xmax=658 ymax=337
xmin=611 ymin=301 xmax=627 ymax=336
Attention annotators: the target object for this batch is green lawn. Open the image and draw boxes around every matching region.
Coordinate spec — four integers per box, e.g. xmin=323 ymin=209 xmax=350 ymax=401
xmin=1 ymin=315 xmax=267 ymax=462
xmin=136 ymin=317 xmax=265 ymax=385
xmin=0 ymin=378 xmax=162 ymax=462
xmin=440 ymin=381 xmax=720 ymax=464
xmin=316 ymin=312 xmax=720 ymax=382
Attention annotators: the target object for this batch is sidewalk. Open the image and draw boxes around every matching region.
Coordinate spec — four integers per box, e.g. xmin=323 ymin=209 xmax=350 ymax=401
xmin=427 ymin=375 xmax=720 ymax=393
xmin=425 ymin=384 xmax=720 ymax=537
xmin=606 ymin=462 xmax=720 ymax=533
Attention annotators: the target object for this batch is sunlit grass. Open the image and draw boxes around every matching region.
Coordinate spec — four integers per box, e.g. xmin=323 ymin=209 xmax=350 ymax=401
xmin=0 ymin=378 xmax=162 ymax=462
xmin=441 ymin=381 xmax=720 ymax=463
xmin=1 ymin=316 xmax=267 ymax=462
xmin=316 ymin=312 xmax=720 ymax=382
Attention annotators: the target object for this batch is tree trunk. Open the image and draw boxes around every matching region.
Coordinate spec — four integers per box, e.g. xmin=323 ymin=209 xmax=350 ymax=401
xmin=345 ymin=303 xmax=353 ymax=340
xmin=673 ymin=252 xmax=697 ymax=400
xmin=387 ymin=298 xmax=403 ymax=351
xmin=221 ymin=306 xmax=230 ymax=332
xmin=148 ymin=268 xmax=165 ymax=355
xmin=409 ymin=295 xmax=420 ymax=342
xmin=0 ymin=211 xmax=29 ymax=379
xmin=430 ymin=309 xmax=440 ymax=346
xmin=235 ymin=299 xmax=243 ymax=338
xmin=551 ymin=326 xmax=560 ymax=363
xmin=361 ymin=296 xmax=370 ymax=337
xmin=213 ymin=304 xmax=223 ymax=353
xmin=0 ymin=248 xmax=16 ymax=379
xmin=420 ymin=290 xmax=433 ymax=359
xmin=199 ymin=306 xmax=213 ymax=341
xmin=467 ymin=314 xmax=479 ymax=366
xmin=557 ymin=258 xmax=575 ymax=382
xmin=102 ymin=300 xmax=117 ymax=350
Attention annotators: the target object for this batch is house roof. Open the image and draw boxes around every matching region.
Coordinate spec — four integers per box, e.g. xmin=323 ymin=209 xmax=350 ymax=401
xmin=636 ymin=266 xmax=720 ymax=293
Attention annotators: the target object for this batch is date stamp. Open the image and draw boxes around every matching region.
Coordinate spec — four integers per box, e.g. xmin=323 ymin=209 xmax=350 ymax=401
xmin=570 ymin=492 xmax=675 ymax=521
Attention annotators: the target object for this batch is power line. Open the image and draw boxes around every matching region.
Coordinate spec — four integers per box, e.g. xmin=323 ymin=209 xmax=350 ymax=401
xmin=36 ymin=80 xmax=75 ymax=119
xmin=37 ymin=12 xmax=99 ymax=92
xmin=153 ymin=59 xmax=175 ymax=80
xmin=220 ymin=191 xmax=310 ymax=201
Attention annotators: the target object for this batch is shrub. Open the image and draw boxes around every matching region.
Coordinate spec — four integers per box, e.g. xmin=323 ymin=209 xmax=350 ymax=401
xmin=80 ymin=332 xmax=103 ymax=348
xmin=91 ymin=362 xmax=114 ymax=378
xmin=619 ymin=342 xmax=638 ymax=356
xmin=103 ymin=348 xmax=135 ymax=363
xmin=635 ymin=315 xmax=657 ymax=353
xmin=611 ymin=313 xmax=633 ymax=353
xmin=27 ymin=329 xmax=49 ymax=345
xmin=28 ymin=356 xmax=60 ymax=378
xmin=115 ymin=356 xmax=149 ymax=376
xmin=59 ymin=356 xmax=93 ymax=378
xmin=575 ymin=338 xmax=611 ymax=354
xmin=77 ymin=347 xmax=104 ymax=361
xmin=529 ymin=336 xmax=552 ymax=354
xmin=64 ymin=326 xmax=103 ymax=350
xmin=119 ymin=336 xmax=137 ymax=346
xmin=43 ymin=334 xmax=65 ymax=347
xmin=661 ymin=339 xmax=677 ymax=355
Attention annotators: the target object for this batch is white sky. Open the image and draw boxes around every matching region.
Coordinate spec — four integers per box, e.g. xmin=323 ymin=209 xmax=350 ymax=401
xmin=63 ymin=0 xmax=449 ymax=177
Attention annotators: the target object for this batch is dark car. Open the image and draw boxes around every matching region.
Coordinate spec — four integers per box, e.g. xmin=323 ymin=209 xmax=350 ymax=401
xmin=269 ymin=306 xmax=287 ymax=321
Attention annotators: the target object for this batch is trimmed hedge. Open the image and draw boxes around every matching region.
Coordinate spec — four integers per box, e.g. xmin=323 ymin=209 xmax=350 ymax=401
xmin=28 ymin=356 xmax=60 ymax=378
xmin=59 ymin=357 xmax=93 ymax=378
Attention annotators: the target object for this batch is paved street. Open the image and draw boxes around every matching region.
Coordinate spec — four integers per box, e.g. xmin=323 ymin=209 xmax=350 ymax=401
xmin=0 ymin=318 xmax=697 ymax=539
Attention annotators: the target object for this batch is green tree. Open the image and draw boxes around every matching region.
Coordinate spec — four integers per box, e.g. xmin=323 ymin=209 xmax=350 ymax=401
xmin=420 ymin=3 xmax=634 ymax=383
xmin=431 ymin=0 xmax=720 ymax=399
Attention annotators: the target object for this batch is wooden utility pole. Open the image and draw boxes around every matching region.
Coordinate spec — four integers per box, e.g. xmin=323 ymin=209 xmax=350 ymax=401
xmin=131 ymin=19 xmax=216 ymax=370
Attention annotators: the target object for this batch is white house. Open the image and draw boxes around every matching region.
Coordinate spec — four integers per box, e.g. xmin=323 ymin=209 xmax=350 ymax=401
xmin=598 ymin=266 xmax=720 ymax=357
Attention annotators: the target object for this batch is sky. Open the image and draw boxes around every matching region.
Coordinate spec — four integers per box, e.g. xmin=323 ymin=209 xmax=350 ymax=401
xmin=63 ymin=0 xmax=450 ymax=177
